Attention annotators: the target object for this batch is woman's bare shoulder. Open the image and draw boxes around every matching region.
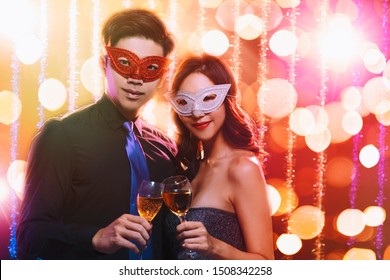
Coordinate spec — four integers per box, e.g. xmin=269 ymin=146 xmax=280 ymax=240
xmin=227 ymin=151 xmax=264 ymax=184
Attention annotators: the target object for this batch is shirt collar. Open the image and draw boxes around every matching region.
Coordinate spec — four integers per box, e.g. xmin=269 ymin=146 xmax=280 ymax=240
xmin=97 ymin=94 xmax=144 ymax=136
xmin=133 ymin=118 xmax=144 ymax=137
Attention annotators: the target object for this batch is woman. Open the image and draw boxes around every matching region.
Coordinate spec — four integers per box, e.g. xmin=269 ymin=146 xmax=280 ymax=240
xmin=164 ymin=54 xmax=274 ymax=260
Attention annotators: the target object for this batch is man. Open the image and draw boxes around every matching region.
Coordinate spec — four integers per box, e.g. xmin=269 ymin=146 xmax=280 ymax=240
xmin=17 ymin=8 xmax=176 ymax=260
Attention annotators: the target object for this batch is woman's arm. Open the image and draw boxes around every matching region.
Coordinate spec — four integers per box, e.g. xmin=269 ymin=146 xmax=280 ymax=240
xmin=229 ymin=156 xmax=275 ymax=259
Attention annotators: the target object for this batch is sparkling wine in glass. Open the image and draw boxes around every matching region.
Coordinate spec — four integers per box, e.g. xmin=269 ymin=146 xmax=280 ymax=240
xmin=162 ymin=175 xmax=198 ymax=259
xmin=136 ymin=180 xmax=163 ymax=259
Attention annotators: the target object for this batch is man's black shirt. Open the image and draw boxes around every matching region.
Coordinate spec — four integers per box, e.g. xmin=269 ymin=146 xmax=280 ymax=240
xmin=17 ymin=95 xmax=177 ymax=259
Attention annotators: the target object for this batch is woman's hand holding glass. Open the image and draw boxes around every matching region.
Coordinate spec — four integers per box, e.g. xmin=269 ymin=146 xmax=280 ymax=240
xmin=176 ymin=220 xmax=215 ymax=257
xmin=162 ymin=175 xmax=199 ymax=259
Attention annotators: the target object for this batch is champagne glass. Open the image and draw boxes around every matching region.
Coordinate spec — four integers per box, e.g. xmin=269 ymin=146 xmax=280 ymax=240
xmin=162 ymin=175 xmax=198 ymax=259
xmin=136 ymin=180 xmax=164 ymax=259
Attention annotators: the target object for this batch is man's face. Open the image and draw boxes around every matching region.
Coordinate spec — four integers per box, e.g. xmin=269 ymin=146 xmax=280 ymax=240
xmin=104 ymin=37 xmax=165 ymax=120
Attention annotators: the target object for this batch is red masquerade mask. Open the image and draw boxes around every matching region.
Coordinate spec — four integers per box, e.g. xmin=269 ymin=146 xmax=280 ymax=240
xmin=105 ymin=46 xmax=171 ymax=82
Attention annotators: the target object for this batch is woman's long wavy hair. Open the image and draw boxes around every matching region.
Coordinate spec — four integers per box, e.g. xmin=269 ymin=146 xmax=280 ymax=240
xmin=170 ymin=54 xmax=263 ymax=180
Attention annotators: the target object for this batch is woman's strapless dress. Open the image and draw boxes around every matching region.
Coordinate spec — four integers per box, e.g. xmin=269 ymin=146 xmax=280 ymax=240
xmin=164 ymin=207 xmax=245 ymax=259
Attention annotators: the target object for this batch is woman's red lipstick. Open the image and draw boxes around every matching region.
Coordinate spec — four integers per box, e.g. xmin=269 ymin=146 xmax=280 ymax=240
xmin=192 ymin=121 xmax=211 ymax=130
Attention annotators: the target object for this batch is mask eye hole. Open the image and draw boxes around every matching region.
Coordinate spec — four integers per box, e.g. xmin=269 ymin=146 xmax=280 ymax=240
xmin=176 ymin=98 xmax=188 ymax=106
xmin=118 ymin=58 xmax=130 ymax=66
xmin=147 ymin=64 xmax=159 ymax=71
xmin=203 ymin=94 xmax=217 ymax=102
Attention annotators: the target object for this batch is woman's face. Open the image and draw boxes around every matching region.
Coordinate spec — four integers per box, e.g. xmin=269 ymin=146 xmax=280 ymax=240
xmin=176 ymin=73 xmax=226 ymax=142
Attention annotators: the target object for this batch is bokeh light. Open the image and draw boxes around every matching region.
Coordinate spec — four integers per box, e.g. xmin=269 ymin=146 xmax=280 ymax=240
xmin=384 ymin=59 xmax=390 ymax=83
xmin=269 ymin=119 xmax=307 ymax=153
xmin=258 ymin=78 xmax=297 ymax=119
xmin=0 ymin=90 xmax=22 ymax=125
xmin=335 ymin=0 xmax=358 ymax=21
xmin=363 ymin=48 xmax=386 ymax=74
xmin=343 ymin=248 xmax=376 ymax=260
xmin=341 ymin=110 xmax=363 ymax=135
xmin=364 ymin=206 xmax=386 ymax=227
xmin=80 ymin=56 xmax=104 ymax=99
xmin=235 ymin=14 xmax=265 ymax=40
xmin=337 ymin=208 xmax=366 ymax=236
xmin=201 ymin=29 xmax=229 ymax=56
xmin=267 ymin=178 xmax=299 ymax=216
xmin=215 ymin=0 xmax=246 ymax=32
xmin=325 ymin=102 xmax=353 ymax=143
xmin=352 ymin=88 xmax=371 ymax=118
xmin=319 ymin=13 xmax=359 ymax=62
xmin=38 ymin=78 xmax=67 ymax=111
xmin=306 ymin=105 xmax=329 ymax=134
xmin=276 ymin=233 xmax=302 ymax=255
xmin=130 ymin=0 xmax=164 ymax=10
xmin=269 ymin=30 xmax=298 ymax=57
xmin=266 ymin=184 xmax=282 ymax=216
xmin=305 ymin=128 xmax=331 ymax=153
xmin=7 ymin=160 xmax=27 ymax=199
xmin=14 ymin=34 xmax=44 ymax=65
xmin=359 ymin=144 xmax=380 ymax=168
xmin=355 ymin=226 xmax=375 ymax=243
xmin=375 ymin=100 xmax=390 ymax=126
xmin=289 ymin=107 xmax=315 ymax=136
xmin=265 ymin=1 xmax=283 ymax=31
xmin=359 ymin=41 xmax=380 ymax=60
xmin=325 ymin=156 xmax=354 ymax=188
xmin=187 ymin=32 xmax=202 ymax=55
xmin=0 ymin=178 xmax=11 ymax=204
xmin=288 ymin=205 xmax=325 ymax=240
xmin=0 ymin=0 xmax=35 ymax=39
xmin=198 ymin=0 xmax=223 ymax=8
xmin=275 ymin=0 xmax=300 ymax=9
xmin=362 ymin=77 xmax=390 ymax=115
xmin=341 ymin=86 xmax=362 ymax=111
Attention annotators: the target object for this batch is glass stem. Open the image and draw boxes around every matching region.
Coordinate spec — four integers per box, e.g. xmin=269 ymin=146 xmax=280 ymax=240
xmin=180 ymin=214 xmax=187 ymax=223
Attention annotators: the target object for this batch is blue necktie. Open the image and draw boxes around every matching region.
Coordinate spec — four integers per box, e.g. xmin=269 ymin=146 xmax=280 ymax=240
xmin=123 ymin=121 xmax=152 ymax=260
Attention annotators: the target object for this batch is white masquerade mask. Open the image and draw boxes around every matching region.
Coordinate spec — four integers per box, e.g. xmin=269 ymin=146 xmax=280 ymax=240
xmin=165 ymin=84 xmax=231 ymax=116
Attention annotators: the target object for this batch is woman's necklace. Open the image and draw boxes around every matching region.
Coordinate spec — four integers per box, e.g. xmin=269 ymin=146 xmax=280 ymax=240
xmin=204 ymin=152 xmax=240 ymax=166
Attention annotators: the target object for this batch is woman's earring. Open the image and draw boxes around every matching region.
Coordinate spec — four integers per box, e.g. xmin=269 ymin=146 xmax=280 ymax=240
xmin=196 ymin=140 xmax=204 ymax=161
